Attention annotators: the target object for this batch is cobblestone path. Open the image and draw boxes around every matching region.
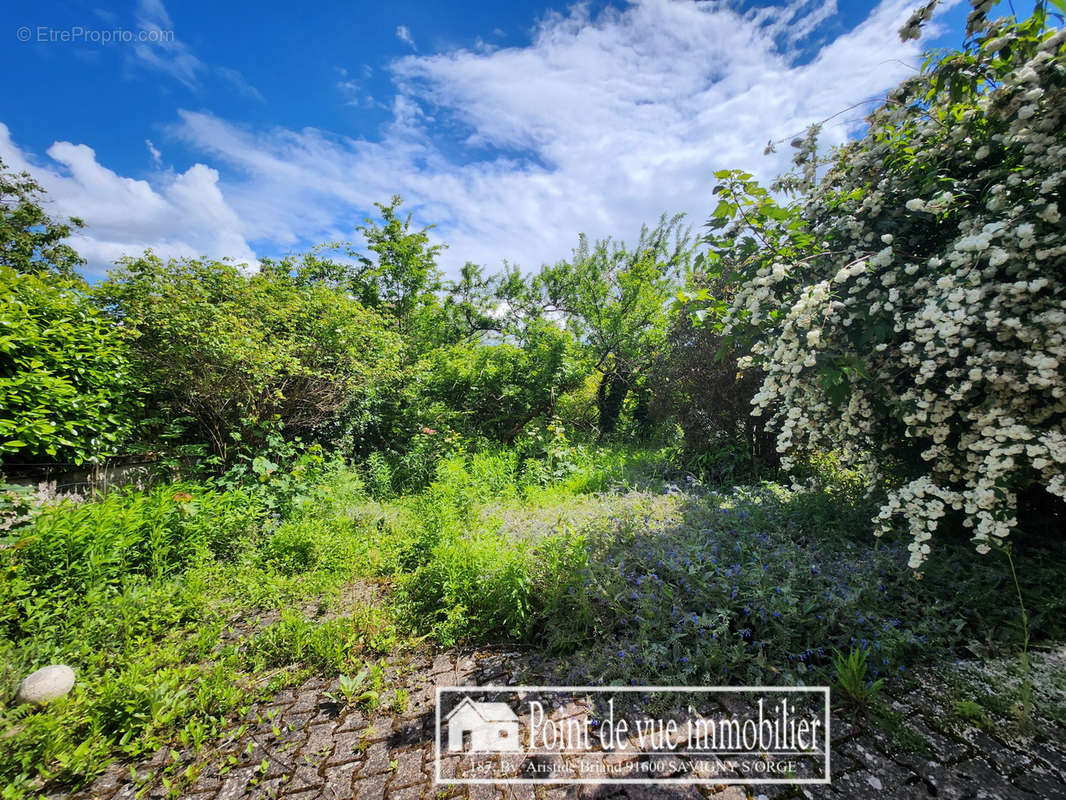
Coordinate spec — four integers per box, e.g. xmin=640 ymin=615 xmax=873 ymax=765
xmin=70 ymin=647 xmax=1066 ymax=800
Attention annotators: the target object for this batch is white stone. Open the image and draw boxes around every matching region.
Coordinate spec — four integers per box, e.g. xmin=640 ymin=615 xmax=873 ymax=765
xmin=15 ymin=664 xmax=75 ymax=705
xmin=866 ymin=775 xmax=883 ymax=790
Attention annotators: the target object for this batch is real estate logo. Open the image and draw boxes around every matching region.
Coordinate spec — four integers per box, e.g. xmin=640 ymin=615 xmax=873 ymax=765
xmin=446 ymin=698 xmax=521 ymax=752
xmin=435 ymin=686 xmax=831 ymax=786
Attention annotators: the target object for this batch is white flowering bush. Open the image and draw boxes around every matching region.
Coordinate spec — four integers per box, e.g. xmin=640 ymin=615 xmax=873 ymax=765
xmin=707 ymin=7 xmax=1066 ymax=568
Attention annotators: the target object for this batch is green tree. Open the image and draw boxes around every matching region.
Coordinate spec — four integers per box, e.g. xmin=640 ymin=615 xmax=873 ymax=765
xmin=96 ymin=255 xmax=403 ymax=463
xmin=533 ymin=215 xmax=697 ymax=435
xmin=291 ymin=196 xmax=445 ymax=340
xmin=0 ymin=159 xmax=85 ymax=279
xmin=0 ymin=266 xmax=136 ymax=465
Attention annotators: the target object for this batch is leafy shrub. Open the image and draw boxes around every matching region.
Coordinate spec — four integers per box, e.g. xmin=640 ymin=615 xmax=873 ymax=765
xmin=514 ymin=418 xmax=581 ymax=487
xmin=0 ymin=267 xmax=136 ymax=465
xmin=95 ymin=255 xmax=403 ymax=464
xmin=553 ymin=373 xmax=601 ymax=437
xmin=411 ymin=321 xmax=583 ymax=445
xmin=363 ymin=451 xmax=394 ymax=500
xmin=706 ymin=10 xmax=1066 ymax=565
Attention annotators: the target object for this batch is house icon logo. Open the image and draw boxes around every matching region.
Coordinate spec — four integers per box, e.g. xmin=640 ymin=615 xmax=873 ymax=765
xmin=445 ymin=697 xmax=521 ymax=752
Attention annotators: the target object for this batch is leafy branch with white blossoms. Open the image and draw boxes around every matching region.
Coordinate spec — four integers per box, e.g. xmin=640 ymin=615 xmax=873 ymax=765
xmin=703 ymin=2 xmax=1066 ymax=568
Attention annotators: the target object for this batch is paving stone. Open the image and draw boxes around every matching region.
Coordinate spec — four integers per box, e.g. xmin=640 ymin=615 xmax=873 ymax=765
xmin=354 ymin=772 xmax=387 ymax=800
xmin=926 ymin=757 xmax=1034 ymax=800
xmin=277 ymin=787 xmax=319 ymax=800
xmin=216 ymin=766 xmax=259 ymax=800
xmin=84 ymin=769 xmax=123 ymax=798
xmin=392 ymin=717 xmax=425 ymax=747
xmin=336 ymin=710 xmax=368 ymax=733
xmin=829 ymin=769 xmax=930 ymax=798
xmin=1009 ymin=766 xmax=1066 ymax=798
xmin=278 ymin=710 xmax=314 ymax=732
xmin=501 ymin=784 xmax=536 ymax=800
xmin=1031 ymin=741 xmax=1066 ymax=779
xmin=361 ymin=742 xmax=391 ymax=776
xmin=360 ymin=719 xmax=391 ymax=743
xmin=286 ymin=762 xmax=323 ymax=791
xmin=304 ymin=723 xmax=338 ymax=759
xmin=391 ymin=748 xmax=424 ymax=787
xmin=310 ymin=705 xmax=345 ymax=727
xmin=247 ymin=777 xmax=288 ymax=800
xmin=325 ymin=729 xmax=366 ymax=766
xmin=290 ymin=692 xmax=319 ymax=714
xmin=385 ymin=784 xmax=421 ymax=800
xmin=437 ymin=755 xmax=460 ymax=780
xmin=321 ymin=760 xmax=360 ymax=799
xmin=432 ymin=655 xmax=454 ymax=675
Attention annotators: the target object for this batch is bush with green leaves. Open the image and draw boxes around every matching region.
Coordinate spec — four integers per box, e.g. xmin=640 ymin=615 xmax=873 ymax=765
xmin=0 ymin=158 xmax=84 ymax=279
xmin=650 ymin=292 xmax=777 ymax=482
xmin=412 ymin=319 xmax=585 ymax=444
xmin=705 ymin=6 xmax=1066 ymax=566
xmin=0 ymin=267 xmax=137 ymax=465
xmin=95 ymin=255 xmax=403 ymax=464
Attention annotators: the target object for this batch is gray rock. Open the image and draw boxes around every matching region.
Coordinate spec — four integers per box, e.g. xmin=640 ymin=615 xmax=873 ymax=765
xmin=15 ymin=664 xmax=75 ymax=705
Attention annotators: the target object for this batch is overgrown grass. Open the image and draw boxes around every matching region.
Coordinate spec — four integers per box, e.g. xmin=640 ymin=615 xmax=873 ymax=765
xmin=3 ymin=441 xmax=1062 ymax=797
xmin=0 ymin=466 xmax=397 ymax=798
xmin=384 ymin=447 xmax=1066 ymax=691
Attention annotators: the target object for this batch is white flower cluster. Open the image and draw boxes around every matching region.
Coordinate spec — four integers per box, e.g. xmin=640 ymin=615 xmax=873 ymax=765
xmin=722 ymin=19 xmax=1066 ymax=567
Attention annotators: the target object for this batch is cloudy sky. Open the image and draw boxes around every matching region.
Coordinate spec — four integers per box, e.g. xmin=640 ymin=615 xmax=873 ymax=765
xmin=0 ymin=0 xmax=977 ymax=278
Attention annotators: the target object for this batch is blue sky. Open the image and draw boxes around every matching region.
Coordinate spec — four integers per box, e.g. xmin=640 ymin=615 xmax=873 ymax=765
xmin=0 ymin=0 xmax=989 ymax=277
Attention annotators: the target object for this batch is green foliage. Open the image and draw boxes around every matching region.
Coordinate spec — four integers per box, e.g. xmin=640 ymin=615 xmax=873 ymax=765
xmin=333 ymin=664 xmax=385 ymax=710
xmin=247 ymin=612 xmax=391 ymax=673
xmin=832 ymin=647 xmax=884 ymax=708
xmin=0 ymin=484 xmax=264 ymax=640
xmin=0 ymin=267 xmax=136 ymax=465
xmin=0 ymin=159 xmax=84 ymax=279
xmin=414 ymin=320 xmax=585 ymax=444
xmin=0 ymin=464 xmax=388 ymax=797
xmin=363 ymin=451 xmax=395 ymax=500
xmin=650 ymin=290 xmax=777 ymax=483
xmin=390 ymin=460 xmax=1066 ymax=687
xmin=702 ymin=8 xmax=1066 ymax=564
xmin=290 ymin=195 xmax=444 ymax=339
xmin=95 ymin=255 xmax=403 ymax=463
xmin=533 ymin=215 xmax=697 ymax=436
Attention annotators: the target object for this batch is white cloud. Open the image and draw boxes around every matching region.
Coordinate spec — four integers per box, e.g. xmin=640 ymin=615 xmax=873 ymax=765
xmin=173 ymin=0 xmax=954 ymax=275
xmin=0 ymin=123 xmax=255 ymax=276
xmin=129 ymin=0 xmax=262 ymax=100
xmin=145 ymin=138 xmax=162 ymax=167
xmin=396 ymin=25 xmax=417 ymax=50
xmin=131 ymin=0 xmax=203 ymax=88
xmin=5 ymin=0 xmax=957 ymax=278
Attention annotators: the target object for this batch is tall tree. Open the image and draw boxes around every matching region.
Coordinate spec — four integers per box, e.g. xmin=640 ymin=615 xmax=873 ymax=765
xmin=533 ymin=215 xmax=697 ymax=435
xmin=292 ymin=196 xmax=444 ymax=340
xmin=0 ymin=159 xmax=85 ymax=279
